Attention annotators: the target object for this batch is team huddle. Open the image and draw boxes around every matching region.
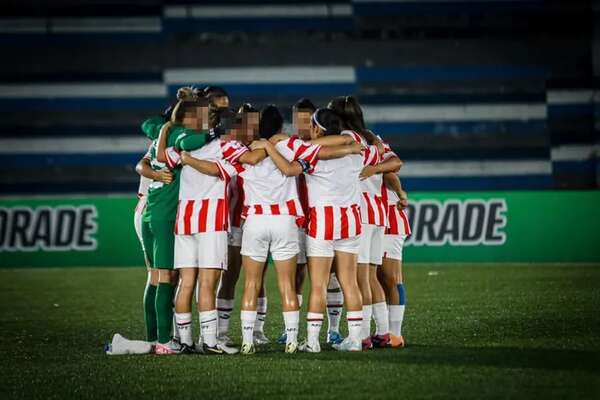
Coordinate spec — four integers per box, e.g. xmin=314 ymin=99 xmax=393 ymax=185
xmin=108 ymin=85 xmax=410 ymax=355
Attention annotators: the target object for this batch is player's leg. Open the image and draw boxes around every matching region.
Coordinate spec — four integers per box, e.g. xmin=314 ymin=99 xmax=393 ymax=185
xmin=173 ymin=257 xmax=197 ymax=348
xmin=140 ymin=219 xmax=158 ymax=343
xmin=216 ymin=228 xmax=243 ymax=344
xmin=303 ymin=235 xmax=335 ymax=352
xmin=254 ymin=266 xmax=269 ymax=344
xmin=368 ymin=225 xmax=390 ymax=347
xmin=239 ymin=215 xmax=269 ymax=354
xmin=357 ymin=224 xmax=376 ymax=349
xmin=381 ymin=234 xmax=407 ymax=347
xmin=332 ymin=240 xmax=363 ymax=351
xmin=326 ymin=272 xmax=344 ymax=344
xmin=270 ymin=215 xmax=300 ymax=353
xmin=151 ymin=220 xmax=179 ymax=354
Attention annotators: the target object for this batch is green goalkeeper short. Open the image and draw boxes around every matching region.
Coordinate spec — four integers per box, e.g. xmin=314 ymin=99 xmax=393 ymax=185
xmin=141 ymin=219 xmax=175 ymax=269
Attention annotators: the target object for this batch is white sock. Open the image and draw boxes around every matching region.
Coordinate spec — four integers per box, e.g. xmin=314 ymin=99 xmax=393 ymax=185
xmin=241 ymin=310 xmax=257 ymax=345
xmin=361 ymin=305 xmax=372 ymax=339
xmin=175 ymin=312 xmax=193 ymax=346
xmin=217 ymin=298 xmax=234 ymax=337
xmin=283 ymin=310 xmax=300 ymax=344
xmin=297 ymin=294 xmax=303 ymax=308
xmin=346 ymin=311 xmax=363 ymax=343
xmin=372 ymin=302 xmax=389 ymax=335
xmin=199 ymin=310 xmax=218 ymax=347
xmin=255 ymin=297 xmax=267 ymax=333
xmin=326 ymin=291 xmax=344 ymax=333
xmin=306 ymin=312 xmax=323 ymax=344
xmin=389 ymin=305 xmax=405 ymax=336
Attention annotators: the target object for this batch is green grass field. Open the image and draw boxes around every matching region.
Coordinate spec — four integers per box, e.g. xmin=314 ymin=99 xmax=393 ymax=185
xmin=1 ymin=264 xmax=599 ymax=399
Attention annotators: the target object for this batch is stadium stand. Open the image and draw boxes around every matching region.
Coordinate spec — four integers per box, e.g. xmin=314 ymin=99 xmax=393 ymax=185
xmin=0 ymin=0 xmax=598 ymax=193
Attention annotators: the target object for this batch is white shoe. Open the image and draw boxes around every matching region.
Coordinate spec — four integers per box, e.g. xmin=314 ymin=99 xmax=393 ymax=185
xmin=217 ymin=334 xmax=234 ymax=347
xmin=298 ymin=340 xmax=321 ymax=353
xmin=285 ymin=341 xmax=298 ymax=354
xmin=253 ymin=331 xmax=270 ymax=345
xmin=217 ymin=342 xmax=239 ymax=355
xmin=332 ymin=337 xmax=361 ymax=352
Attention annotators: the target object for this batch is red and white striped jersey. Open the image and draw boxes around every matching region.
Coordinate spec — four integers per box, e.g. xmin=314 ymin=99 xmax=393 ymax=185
xmin=380 ymin=143 xmax=411 ymax=236
xmin=138 ymin=142 xmax=153 ymax=197
xmin=342 ymin=131 xmax=386 ymax=227
xmin=228 ymin=175 xmax=245 ymax=228
xmin=174 ymin=139 xmax=246 ymax=235
xmin=240 ymin=136 xmax=318 ymax=225
xmin=304 ymin=131 xmax=375 ymax=240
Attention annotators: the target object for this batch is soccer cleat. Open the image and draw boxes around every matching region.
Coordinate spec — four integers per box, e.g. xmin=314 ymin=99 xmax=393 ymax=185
xmin=217 ymin=334 xmax=234 ymax=347
xmin=332 ymin=337 xmax=362 ymax=352
xmin=326 ymin=330 xmax=344 ymax=345
xmin=253 ymin=331 xmax=270 ymax=345
xmin=154 ymin=340 xmax=187 ymax=355
xmin=277 ymin=331 xmax=287 ymax=345
xmin=389 ymin=334 xmax=405 ymax=348
xmin=217 ymin=342 xmax=239 ymax=355
xmin=372 ymin=333 xmax=391 ymax=348
xmin=240 ymin=342 xmax=256 ymax=355
xmin=362 ymin=336 xmax=373 ymax=350
xmin=298 ymin=340 xmax=321 ymax=353
xmin=198 ymin=343 xmax=225 ymax=355
xmin=285 ymin=341 xmax=298 ymax=354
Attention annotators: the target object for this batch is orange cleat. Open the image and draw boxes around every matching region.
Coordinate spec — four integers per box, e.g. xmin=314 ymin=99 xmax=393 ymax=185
xmin=389 ymin=335 xmax=405 ymax=348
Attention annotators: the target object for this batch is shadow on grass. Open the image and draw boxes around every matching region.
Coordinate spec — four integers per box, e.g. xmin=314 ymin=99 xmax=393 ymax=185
xmin=249 ymin=343 xmax=600 ymax=373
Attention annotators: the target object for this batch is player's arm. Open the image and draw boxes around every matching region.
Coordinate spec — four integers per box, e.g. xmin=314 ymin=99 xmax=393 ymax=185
xmin=180 ymin=151 xmax=220 ymax=177
xmin=135 ymin=156 xmax=173 ymax=184
xmin=317 ymin=142 xmax=362 ymax=160
xmin=250 ymin=139 xmax=303 ymax=177
xmin=176 ymin=130 xmax=209 ymax=152
xmin=238 ymin=149 xmax=267 ymax=165
xmin=360 ymin=154 xmax=403 ymax=180
xmin=384 ymin=172 xmax=408 ymax=210
xmin=310 ymin=135 xmax=355 ymax=146
xmin=156 ymin=121 xmax=173 ymax=164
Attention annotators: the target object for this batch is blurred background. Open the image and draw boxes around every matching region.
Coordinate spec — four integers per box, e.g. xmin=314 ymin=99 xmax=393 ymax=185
xmin=1 ymin=0 xmax=599 ymax=266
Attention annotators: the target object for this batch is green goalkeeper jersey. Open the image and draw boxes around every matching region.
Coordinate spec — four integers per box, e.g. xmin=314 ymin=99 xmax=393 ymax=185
xmin=141 ymin=117 xmax=209 ymax=223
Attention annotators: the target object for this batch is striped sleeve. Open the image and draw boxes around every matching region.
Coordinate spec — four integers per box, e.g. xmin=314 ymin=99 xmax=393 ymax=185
xmin=286 ymin=137 xmax=322 ymax=169
xmin=362 ymin=144 xmax=381 ymax=166
xmin=382 ymin=142 xmax=397 ymax=161
xmin=221 ymin=140 xmax=249 ymax=164
xmin=216 ymin=160 xmax=244 ymax=182
xmin=165 ymin=146 xmax=181 ymax=169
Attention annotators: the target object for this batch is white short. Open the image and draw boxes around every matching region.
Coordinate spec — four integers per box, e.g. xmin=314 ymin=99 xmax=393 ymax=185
xmin=228 ymin=226 xmax=243 ymax=247
xmin=241 ymin=214 xmax=299 ymax=263
xmin=306 ymin=235 xmax=361 ymax=258
xmin=383 ymin=234 xmax=407 ymax=261
xmin=134 ymin=210 xmax=144 ymax=249
xmin=358 ymin=224 xmax=384 ymax=265
xmin=297 ymin=229 xmax=307 ymax=265
xmin=174 ymin=231 xmax=228 ymax=269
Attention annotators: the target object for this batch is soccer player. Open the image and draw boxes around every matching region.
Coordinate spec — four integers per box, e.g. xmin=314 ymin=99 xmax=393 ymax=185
xmin=216 ymin=103 xmax=271 ymax=346
xmin=256 ymin=108 xmax=372 ymax=352
xmin=380 ymin=158 xmax=410 ymax=348
xmin=164 ymin=110 xmax=250 ymax=354
xmin=328 ymin=96 xmax=402 ymax=349
xmin=143 ymin=91 xmax=219 ymax=355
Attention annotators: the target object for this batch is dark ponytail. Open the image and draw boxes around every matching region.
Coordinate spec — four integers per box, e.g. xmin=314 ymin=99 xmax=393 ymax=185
xmin=327 ymin=95 xmax=376 ymax=144
xmin=311 ymin=108 xmax=342 ymax=136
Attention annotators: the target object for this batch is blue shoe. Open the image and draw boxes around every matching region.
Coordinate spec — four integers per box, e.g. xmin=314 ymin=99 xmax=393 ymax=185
xmin=277 ymin=331 xmax=287 ymax=345
xmin=327 ymin=331 xmax=344 ymax=345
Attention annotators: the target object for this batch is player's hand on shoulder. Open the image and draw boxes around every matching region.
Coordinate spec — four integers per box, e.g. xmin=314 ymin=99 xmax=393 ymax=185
xmin=349 ymin=142 xmax=362 ymax=154
xmin=269 ymin=133 xmax=289 ymax=144
xmin=250 ymin=139 xmax=270 ymax=151
xmin=359 ymin=165 xmax=377 ymax=181
xmin=155 ymin=168 xmax=173 ymax=184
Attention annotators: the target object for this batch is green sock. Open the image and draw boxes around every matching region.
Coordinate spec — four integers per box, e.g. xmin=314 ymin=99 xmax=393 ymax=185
xmin=155 ymin=282 xmax=174 ymax=344
xmin=143 ymin=283 xmax=158 ymax=342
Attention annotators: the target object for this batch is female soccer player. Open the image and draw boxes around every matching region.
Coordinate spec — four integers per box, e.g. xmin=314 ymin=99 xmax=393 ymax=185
xmin=145 ymin=92 xmax=220 ymax=354
xmin=380 ymin=162 xmax=410 ymax=348
xmin=256 ymin=108 xmax=373 ymax=352
xmin=216 ymin=104 xmax=271 ymax=346
xmin=328 ymin=96 xmax=402 ymax=349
